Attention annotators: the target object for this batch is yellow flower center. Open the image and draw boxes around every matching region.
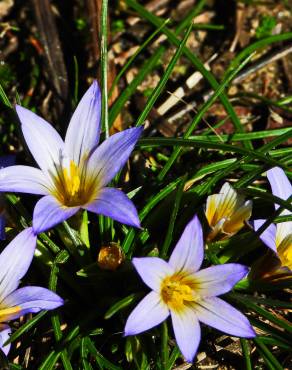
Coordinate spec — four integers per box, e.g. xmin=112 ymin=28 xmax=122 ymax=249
xmin=160 ymin=274 xmax=198 ymax=312
xmin=0 ymin=306 xmax=21 ymax=322
xmin=63 ymin=161 xmax=81 ymax=198
xmin=51 ymin=160 xmax=98 ymax=207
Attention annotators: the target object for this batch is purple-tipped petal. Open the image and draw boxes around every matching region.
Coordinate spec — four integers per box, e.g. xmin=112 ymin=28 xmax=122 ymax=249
xmin=253 ymin=219 xmax=277 ymax=253
xmin=33 ymin=195 xmax=80 ymax=234
xmin=0 ymin=228 xmax=37 ymax=299
xmin=2 ymin=286 xmax=64 ymax=320
xmin=169 ymin=215 xmax=204 ymax=273
xmin=192 ymin=264 xmax=249 ymax=297
xmin=0 ymin=325 xmax=11 ymax=356
xmin=87 ymin=127 xmax=143 ymax=187
xmin=0 ymin=165 xmax=50 ymax=195
xmin=171 ymin=306 xmax=201 ymax=363
xmin=85 ymin=187 xmax=140 ymax=228
xmin=267 ymin=167 xmax=292 ymax=209
xmin=132 ymin=257 xmax=174 ymax=291
xmin=0 ymin=155 xmax=15 ymax=168
xmin=0 ymin=214 xmax=5 ymax=240
xmin=124 ymin=291 xmax=169 ymax=335
xmin=65 ymin=81 xmax=101 ymax=165
xmin=194 ymin=297 xmax=256 ymax=338
xmin=16 ymin=105 xmax=64 ymax=174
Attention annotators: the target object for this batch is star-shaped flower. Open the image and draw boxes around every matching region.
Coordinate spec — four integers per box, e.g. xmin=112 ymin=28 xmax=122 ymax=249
xmin=0 ymin=81 xmax=142 ymax=233
xmin=125 ymin=216 xmax=255 ymax=363
xmin=0 ymin=228 xmax=63 ymax=355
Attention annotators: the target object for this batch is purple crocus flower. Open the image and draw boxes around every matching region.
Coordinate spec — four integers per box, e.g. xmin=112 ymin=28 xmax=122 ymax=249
xmin=0 ymin=228 xmax=63 ymax=355
xmin=124 ymin=216 xmax=255 ymax=363
xmin=254 ymin=167 xmax=292 ymax=270
xmin=0 ymin=81 xmax=142 ymax=234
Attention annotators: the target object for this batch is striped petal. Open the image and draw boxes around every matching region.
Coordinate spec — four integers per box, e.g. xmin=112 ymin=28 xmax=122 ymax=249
xmin=124 ymin=291 xmax=169 ymax=335
xmin=16 ymin=105 xmax=64 ymax=174
xmin=192 ymin=264 xmax=249 ymax=297
xmin=33 ymin=195 xmax=80 ymax=234
xmin=0 ymin=165 xmax=50 ymax=195
xmin=223 ymin=200 xmax=252 ymax=234
xmin=85 ymin=187 xmax=140 ymax=228
xmin=1 ymin=286 xmax=63 ymax=321
xmin=0 ymin=228 xmax=36 ymax=300
xmin=206 ymin=183 xmax=238 ymax=227
xmin=87 ymin=127 xmax=143 ymax=188
xmin=171 ymin=306 xmax=201 ymax=363
xmin=253 ymin=219 xmax=277 ymax=253
xmin=267 ymin=167 xmax=292 ymax=209
xmin=169 ymin=215 xmax=203 ymax=273
xmin=65 ymin=81 xmax=101 ymax=165
xmin=194 ymin=297 xmax=256 ymax=338
xmin=0 ymin=325 xmax=11 ymax=356
xmin=132 ymin=257 xmax=174 ymax=291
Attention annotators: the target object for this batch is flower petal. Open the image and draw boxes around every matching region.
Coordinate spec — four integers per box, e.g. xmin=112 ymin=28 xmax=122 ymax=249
xmin=267 ymin=167 xmax=292 ymax=209
xmin=0 ymin=228 xmax=36 ymax=299
xmin=169 ymin=215 xmax=204 ymax=273
xmin=85 ymin=187 xmax=140 ymax=228
xmin=171 ymin=306 xmax=201 ymax=363
xmin=192 ymin=264 xmax=249 ymax=297
xmin=194 ymin=297 xmax=256 ymax=338
xmin=16 ymin=105 xmax=64 ymax=174
xmin=0 ymin=325 xmax=11 ymax=356
xmin=223 ymin=200 xmax=252 ymax=235
xmin=65 ymin=81 xmax=101 ymax=165
xmin=1 ymin=286 xmax=64 ymax=320
xmin=132 ymin=257 xmax=174 ymax=291
xmin=0 ymin=165 xmax=50 ymax=195
xmin=87 ymin=127 xmax=143 ymax=187
xmin=124 ymin=291 xmax=169 ymax=335
xmin=253 ymin=219 xmax=277 ymax=253
xmin=33 ymin=195 xmax=80 ymax=234
xmin=206 ymin=183 xmax=238 ymax=227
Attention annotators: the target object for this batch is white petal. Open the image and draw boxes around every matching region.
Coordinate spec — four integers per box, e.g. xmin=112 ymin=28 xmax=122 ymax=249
xmin=124 ymin=291 xmax=169 ymax=335
xmin=171 ymin=306 xmax=201 ymax=363
xmin=0 ymin=228 xmax=37 ymax=300
xmin=194 ymin=297 xmax=256 ymax=338
xmin=169 ymin=215 xmax=204 ymax=273
xmin=65 ymin=81 xmax=101 ymax=164
xmin=16 ymin=105 xmax=64 ymax=174
xmin=132 ymin=257 xmax=174 ymax=291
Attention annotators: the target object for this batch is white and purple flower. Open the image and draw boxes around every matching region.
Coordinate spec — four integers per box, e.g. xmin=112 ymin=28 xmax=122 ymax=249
xmin=0 ymin=81 xmax=142 ymax=234
xmin=254 ymin=167 xmax=292 ymax=270
xmin=124 ymin=216 xmax=255 ymax=363
xmin=0 ymin=228 xmax=63 ymax=355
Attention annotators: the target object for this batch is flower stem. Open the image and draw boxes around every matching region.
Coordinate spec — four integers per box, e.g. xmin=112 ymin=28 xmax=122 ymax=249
xmin=161 ymin=321 xmax=169 ymax=370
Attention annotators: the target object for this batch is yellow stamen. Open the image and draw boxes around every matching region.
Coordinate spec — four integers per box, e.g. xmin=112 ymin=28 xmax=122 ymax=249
xmin=63 ymin=161 xmax=81 ymax=198
xmin=51 ymin=160 xmax=98 ymax=207
xmin=160 ymin=274 xmax=199 ymax=312
xmin=278 ymin=235 xmax=292 ymax=270
xmin=0 ymin=306 xmax=21 ymax=322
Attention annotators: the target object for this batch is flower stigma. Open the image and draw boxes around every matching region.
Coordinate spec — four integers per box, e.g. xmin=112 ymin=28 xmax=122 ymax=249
xmin=161 ymin=274 xmax=198 ymax=311
xmin=52 ymin=160 xmax=98 ymax=207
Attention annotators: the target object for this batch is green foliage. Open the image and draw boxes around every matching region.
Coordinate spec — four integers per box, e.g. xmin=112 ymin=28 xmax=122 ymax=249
xmin=1 ymin=0 xmax=292 ymax=368
xmin=256 ymin=15 xmax=277 ymax=39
